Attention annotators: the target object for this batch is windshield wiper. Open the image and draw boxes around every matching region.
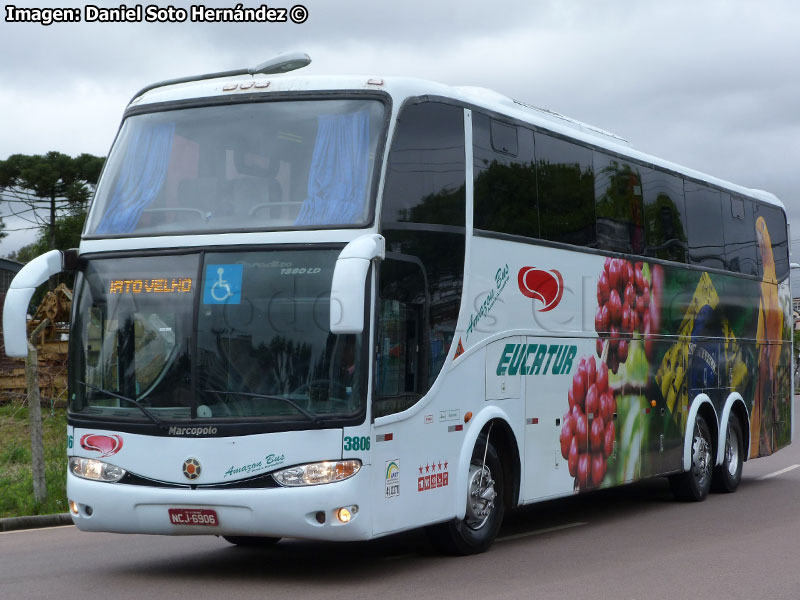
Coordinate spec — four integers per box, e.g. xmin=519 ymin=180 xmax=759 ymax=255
xmin=202 ymin=390 xmax=322 ymax=426
xmin=77 ymin=381 xmax=167 ymax=430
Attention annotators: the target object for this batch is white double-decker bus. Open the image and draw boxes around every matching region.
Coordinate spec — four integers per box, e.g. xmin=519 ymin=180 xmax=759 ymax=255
xmin=4 ymin=53 xmax=793 ymax=554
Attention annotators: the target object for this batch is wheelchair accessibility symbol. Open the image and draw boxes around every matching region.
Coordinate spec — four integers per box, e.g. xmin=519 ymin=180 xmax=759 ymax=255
xmin=211 ymin=268 xmax=232 ymax=301
xmin=203 ymin=264 xmax=243 ymax=305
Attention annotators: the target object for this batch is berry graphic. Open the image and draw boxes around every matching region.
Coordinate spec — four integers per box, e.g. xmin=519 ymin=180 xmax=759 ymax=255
xmin=560 ymin=355 xmax=617 ymax=489
xmin=595 ymin=258 xmax=657 ymax=372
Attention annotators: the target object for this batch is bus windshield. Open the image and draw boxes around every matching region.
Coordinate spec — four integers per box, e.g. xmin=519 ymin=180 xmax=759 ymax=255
xmin=84 ymin=98 xmax=385 ymax=236
xmin=68 ymin=249 xmax=365 ymax=426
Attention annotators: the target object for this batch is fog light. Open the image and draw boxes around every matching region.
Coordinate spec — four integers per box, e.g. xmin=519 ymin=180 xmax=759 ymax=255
xmin=69 ymin=500 xmax=79 ymax=515
xmin=335 ymin=505 xmax=358 ymax=523
xmin=337 ymin=508 xmax=351 ymax=523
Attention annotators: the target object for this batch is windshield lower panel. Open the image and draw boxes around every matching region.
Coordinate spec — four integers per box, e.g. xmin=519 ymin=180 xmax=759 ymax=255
xmin=68 ymin=249 xmax=366 ymax=431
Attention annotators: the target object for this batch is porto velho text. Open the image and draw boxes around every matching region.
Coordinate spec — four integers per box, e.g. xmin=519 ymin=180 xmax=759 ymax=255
xmin=496 ymin=343 xmax=578 ymax=376
xmin=5 ymin=4 xmax=291 ymax=26
xmin=109 ymin=278 xmax=193 ymax=294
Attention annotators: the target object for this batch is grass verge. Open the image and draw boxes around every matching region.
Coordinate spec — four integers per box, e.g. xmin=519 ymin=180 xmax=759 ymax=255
xmin=0 ymin=401 xmax=68 ymax=518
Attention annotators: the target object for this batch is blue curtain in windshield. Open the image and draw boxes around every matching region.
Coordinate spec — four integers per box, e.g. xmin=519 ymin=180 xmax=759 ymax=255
xmin=295 ymin=110 xmax=370 ymax=226
xmin=95 ymin=122 xmax=175 ymax=234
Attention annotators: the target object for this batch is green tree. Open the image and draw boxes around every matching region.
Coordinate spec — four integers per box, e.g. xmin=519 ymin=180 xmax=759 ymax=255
xmin=6 ymin=209 xmax=90 ymax=304
xmin=0 ymin=152 xmax=104 ymax=252
xmin=8 ymin=211 xmax=88 ymax=263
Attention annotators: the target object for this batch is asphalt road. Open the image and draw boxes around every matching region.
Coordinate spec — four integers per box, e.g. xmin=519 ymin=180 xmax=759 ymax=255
xmin=3 ymin=417 xmax=800 ymax=599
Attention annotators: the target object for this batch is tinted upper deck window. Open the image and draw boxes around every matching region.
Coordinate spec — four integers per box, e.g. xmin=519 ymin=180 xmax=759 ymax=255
xmin=723 ymin=194 xmax=758 ymax=276
xmin=381 ymin=101 xmax=465 ymax=227
xmin=755 ymin=203 xmax=789 ymax=282
xmin=593 ymin=152 xmax=645 ymax=254
xmin=685 ymin=182 xmax=725 ymax=270
xmin=535 ymin=133 xmax=595 ymax=247
xmin=473 ymin=113 xmax=538 ymax=237
xmin=642 ymin=168 xmax=687 ymax=263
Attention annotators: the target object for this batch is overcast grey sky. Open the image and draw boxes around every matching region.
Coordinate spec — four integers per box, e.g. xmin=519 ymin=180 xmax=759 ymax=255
xmin=1 ymin=0 xmax=798 ymax=271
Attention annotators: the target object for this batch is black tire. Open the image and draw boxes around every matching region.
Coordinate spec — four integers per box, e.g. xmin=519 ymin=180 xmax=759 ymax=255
xmin=426 ymin=436 xmax=505 ymax=555
xmin=222 ymin=536 xmax=281 ymax=547
xmin=669 ymin=414 xmax=714 ymax=502
xmin=711 ymin=415 xmax=743 ymax=493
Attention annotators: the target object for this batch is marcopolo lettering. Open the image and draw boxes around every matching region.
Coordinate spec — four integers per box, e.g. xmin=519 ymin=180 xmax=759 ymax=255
xmin=168 ymin=426 xmax=218 ymax=436
xmin=496 ymin=343 xmax=577 ymax=376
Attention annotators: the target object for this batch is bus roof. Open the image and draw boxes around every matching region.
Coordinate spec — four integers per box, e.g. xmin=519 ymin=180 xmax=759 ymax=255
xmin=130 ymin=73 xmax=784 ymax=211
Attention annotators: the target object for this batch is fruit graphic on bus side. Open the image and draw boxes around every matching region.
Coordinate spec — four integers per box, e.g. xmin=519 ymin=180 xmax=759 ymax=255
xmin=595 ymin=259 xmax=663 ymax=371
xmin=561 ymin=355 xmax=616 ymax=489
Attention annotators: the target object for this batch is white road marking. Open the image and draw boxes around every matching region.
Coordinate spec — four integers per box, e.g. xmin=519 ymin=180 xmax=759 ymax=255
xmin=757 ymin=464 xmax=800 ymax=480
xmin=497 ymin=521 xmax=587 ymax=542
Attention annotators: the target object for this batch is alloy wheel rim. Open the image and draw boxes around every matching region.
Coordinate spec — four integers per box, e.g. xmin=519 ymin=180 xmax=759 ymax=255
xmin=725 ymin=424 xmax=740 ymax=478
xmin=691 ymin=426 xmax=712 ymax=489
xmin=464 ymin=463 xmax=496 ymax=530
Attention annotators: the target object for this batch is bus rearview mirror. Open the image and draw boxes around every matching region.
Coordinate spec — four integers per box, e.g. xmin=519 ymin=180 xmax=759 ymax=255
xmin=3 ymin=249 xmax=68 ymax=358
xmin=330 ymin=234 xmax=385 ymax=334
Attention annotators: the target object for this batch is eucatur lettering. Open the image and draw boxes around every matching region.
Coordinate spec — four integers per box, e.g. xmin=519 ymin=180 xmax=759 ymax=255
xmin=496 ymin=343 xmax=577 ymax=376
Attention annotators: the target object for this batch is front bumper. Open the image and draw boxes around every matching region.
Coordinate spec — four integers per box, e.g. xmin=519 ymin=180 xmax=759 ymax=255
xmin=67 ymin=467 xmax=372 ymax=541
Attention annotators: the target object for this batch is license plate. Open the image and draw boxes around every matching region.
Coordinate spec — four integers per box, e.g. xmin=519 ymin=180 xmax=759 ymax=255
xmin=168 ymin=508 xmax=219 ymax=526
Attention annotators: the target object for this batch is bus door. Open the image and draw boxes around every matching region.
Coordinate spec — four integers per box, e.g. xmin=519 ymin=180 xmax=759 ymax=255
xmin=371 ymin=256 xmax=429 ymax=534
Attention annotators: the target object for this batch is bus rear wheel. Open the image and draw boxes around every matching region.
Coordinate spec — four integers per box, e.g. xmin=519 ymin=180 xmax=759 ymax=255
xmin=712 ymin=415 xmax=743 ymax=493
xmin=670 ymin=414 xmax=713 ymax=502
xmin=222 ymin=536 xmax=281 ymax=547
xmin=426 ymin=436 xmax=505 ymax=555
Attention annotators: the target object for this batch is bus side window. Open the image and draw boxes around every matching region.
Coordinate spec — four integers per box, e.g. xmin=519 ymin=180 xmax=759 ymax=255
xmin=535 ymin=132 xmax=595 ymax=247
xmin=723 ymin=194 xmax=758 ymax=276
xmin=685 ymin=182 xmax=725 ymax=270
xmin=593 ymin=152 xmax=645 ymax=254
xmin=381 ymin=101 xmax=465 ymax=227
xmin=473 ymin=112 xmax=538 ymax=238
xmin=755 ymin=203 xmax=790 ymax=282
xmin=641 ymin=168 xmax=687 ymax=263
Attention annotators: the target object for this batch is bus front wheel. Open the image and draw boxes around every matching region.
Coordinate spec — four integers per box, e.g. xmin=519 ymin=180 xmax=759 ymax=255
xmin=669 ymin=414 xmax=713 ymax=502
xmin=426 ymin=435 xmax=505 ymax=555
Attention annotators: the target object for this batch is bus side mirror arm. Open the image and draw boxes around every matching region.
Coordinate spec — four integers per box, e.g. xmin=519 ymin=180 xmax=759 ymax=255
xmin=2 ymin=249 xmax=72 ymax=358
xmin=330 ymin=234 xmax=385 ymax=334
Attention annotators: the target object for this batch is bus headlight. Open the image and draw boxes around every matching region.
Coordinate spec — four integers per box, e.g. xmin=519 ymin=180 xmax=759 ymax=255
xmin=273 ymin=460 xmax=361 ymax=486
xmin=69 ymin=457 xmax=126 ymax=483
